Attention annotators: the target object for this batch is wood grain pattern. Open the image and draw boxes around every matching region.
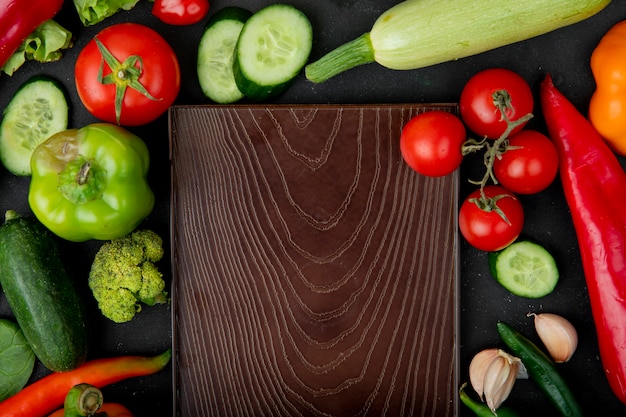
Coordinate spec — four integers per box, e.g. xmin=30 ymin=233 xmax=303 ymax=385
xmin=170 ymin=104 xmax=459 ymax=417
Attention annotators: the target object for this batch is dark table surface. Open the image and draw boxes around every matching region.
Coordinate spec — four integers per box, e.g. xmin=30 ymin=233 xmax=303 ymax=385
xmin=1 ymin=0 xmax=625 ymax=415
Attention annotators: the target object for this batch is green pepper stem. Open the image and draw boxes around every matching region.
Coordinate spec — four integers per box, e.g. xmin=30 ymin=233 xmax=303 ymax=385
xmin=57 ymin=156 xmax=107 ymax=205
xmin=76 ymin=162 xmax=91 ymax=186
xmin=63 ymin=383 xmax=104 ymax=417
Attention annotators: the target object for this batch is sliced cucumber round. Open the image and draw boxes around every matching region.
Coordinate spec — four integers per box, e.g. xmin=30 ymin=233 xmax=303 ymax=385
xmin=488 ymin=240 xmax=559 ymax=298
xmin=197 ymin=7 xmax=252 ymax=104
xmin=233 ymin=4 xmax=313 ymax=100
xmin=0 ymin=76 xmax=69 ymax=176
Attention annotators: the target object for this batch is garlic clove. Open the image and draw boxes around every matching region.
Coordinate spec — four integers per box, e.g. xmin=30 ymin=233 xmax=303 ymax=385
xmin=469 ymin=348 xmax=522 ymax=410
xmin=530 ymin=312 xmax=578 ymax=363
xmin=469 ymin=348 xmax=500 ymax=399
xmin=482 ymin=350 xmax=521 ymax=413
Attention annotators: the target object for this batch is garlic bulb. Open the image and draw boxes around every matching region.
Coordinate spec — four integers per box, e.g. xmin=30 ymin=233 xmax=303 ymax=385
xmin=468 ymin=348 xmax=522 ymax=412
xmin=530 ymin=312 xmax=578 ymax=363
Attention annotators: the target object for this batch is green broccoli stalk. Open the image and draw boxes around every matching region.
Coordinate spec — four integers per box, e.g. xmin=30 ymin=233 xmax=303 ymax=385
xmin=88 ymin=229 xmax=168 ymax=323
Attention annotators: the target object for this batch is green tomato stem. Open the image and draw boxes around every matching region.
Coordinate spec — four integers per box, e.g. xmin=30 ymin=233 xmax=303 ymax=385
xmin=460 ymin=92 xmax=534 ymax=224
xmin=94 ymin=37 xmax=160 ymax=124
xmin=472 ymin=108 xmax=534 ymax=194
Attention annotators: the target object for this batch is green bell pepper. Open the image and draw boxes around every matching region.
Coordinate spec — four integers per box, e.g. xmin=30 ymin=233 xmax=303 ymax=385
xmin=28 ymin=123 xmax=154 ymax=242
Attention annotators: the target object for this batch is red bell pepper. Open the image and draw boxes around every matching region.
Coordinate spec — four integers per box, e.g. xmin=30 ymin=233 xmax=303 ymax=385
xmin=152 ymin=0 xmax=210 ymax=26
xmin=0 ymin=0 xmax=64 ymax=69
xmin=541 ymin=74 xmax=626 ymax=404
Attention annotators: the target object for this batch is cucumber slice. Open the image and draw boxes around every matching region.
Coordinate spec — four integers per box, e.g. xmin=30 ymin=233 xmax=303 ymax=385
xmin=488 ymin=240 xmax=559 ymax=298
xmin=197 ymin=7 xmax=252 ymax=104
xmin=0 ymin=76 xmax=69 ymax=176
xmin=233 ymin=4 xmax=313 ymax=100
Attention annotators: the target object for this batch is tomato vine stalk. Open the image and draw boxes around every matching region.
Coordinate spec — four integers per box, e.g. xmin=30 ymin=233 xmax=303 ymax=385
xmin=460 ymin=90 xmax=533 ymax=224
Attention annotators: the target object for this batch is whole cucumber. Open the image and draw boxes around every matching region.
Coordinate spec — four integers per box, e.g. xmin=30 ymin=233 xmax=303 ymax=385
xmin=0 ymin=211 xmax=87 ymax=371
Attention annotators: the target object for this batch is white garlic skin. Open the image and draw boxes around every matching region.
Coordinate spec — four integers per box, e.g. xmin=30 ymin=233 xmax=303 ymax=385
xmin=531 ymin=312 xmax=578 ymax=363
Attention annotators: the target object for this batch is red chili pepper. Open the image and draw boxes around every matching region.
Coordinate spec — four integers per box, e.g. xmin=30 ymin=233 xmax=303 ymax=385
xmin=0 ymin=0 xmax=64 ymax=69
xmin=48 ymin=403 xmax=133 ymax=417
xmin=152 ymin=0 xmax=210 ymax=26
xmin=0 ymin=350 xmax=171 ymax=417
xmin=541 ymin=74 xmax=626 ymax=404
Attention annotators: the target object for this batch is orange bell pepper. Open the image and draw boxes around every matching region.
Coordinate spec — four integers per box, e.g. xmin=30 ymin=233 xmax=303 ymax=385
xmin=589 ymin=20 xmax=626 ymax=156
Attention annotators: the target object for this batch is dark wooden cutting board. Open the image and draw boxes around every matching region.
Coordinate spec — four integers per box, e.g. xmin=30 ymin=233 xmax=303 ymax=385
xmin=169 ymin=104 xmax=459 ymax=417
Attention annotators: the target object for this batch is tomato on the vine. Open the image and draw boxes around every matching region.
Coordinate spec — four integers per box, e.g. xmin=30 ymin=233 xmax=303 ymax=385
xmin=493 ymin=129 xmax=559 ymax=195
xmin=460 ymin=68 xmax=534 ymax=139
xmin=400 ymin=110 xmax=466 ymax=177
xmin=75 ymin=23 xmax=181 ymax=126
xmin=459 ymin=185 xmax=524 ymax=252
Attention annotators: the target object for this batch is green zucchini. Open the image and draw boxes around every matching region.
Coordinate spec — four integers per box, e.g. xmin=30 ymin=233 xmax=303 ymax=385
xmin=0 ymin=211 xmax=87 ymax=372
xmin=233 ymin=3 xmax=313 ymax=100
xmin=305 ymin=0 xmax=611 ymax=83
xmin=0 ymin=76 xmax=69 ymax=176
xmin=197 ymin=7 xmax=252 ymax=104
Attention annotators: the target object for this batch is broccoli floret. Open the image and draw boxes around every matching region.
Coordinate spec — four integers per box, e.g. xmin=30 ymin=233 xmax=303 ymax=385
xmin=88 ymin=229 xmax=168 ymax=323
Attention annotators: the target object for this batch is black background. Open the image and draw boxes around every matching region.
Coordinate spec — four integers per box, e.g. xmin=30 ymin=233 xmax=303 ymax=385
xmin=1 ymin=0 xmax=625 ymax=415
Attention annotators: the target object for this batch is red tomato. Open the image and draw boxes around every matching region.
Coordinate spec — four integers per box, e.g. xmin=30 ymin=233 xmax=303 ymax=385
xmin=152 ymin=0 xmax=210 ymax=25
xmin=459 ymin=185 xmax=524 ymax=252
xmin=493 ymin=130 xmax=559 ymax=194
xmin=460 ymin=68 xmax=534 ymax=139
xmin=75 ymin=23 xmax=181 ymax=126
xmin=400 ymin=111 xmax=466 ymax=177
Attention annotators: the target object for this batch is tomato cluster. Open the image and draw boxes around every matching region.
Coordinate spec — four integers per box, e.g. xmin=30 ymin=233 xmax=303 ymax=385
xmin=400 ymin=68 xmax=559 ymax=252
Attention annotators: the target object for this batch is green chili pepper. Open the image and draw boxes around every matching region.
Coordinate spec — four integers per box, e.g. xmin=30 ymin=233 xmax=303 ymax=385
xmin=459 ymin=382 xmax=521 ymax=417
xmin=28 ymin=123 xmax=154 ymax=242
xmin=496 ymin=321 xmax=583 ymax=417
